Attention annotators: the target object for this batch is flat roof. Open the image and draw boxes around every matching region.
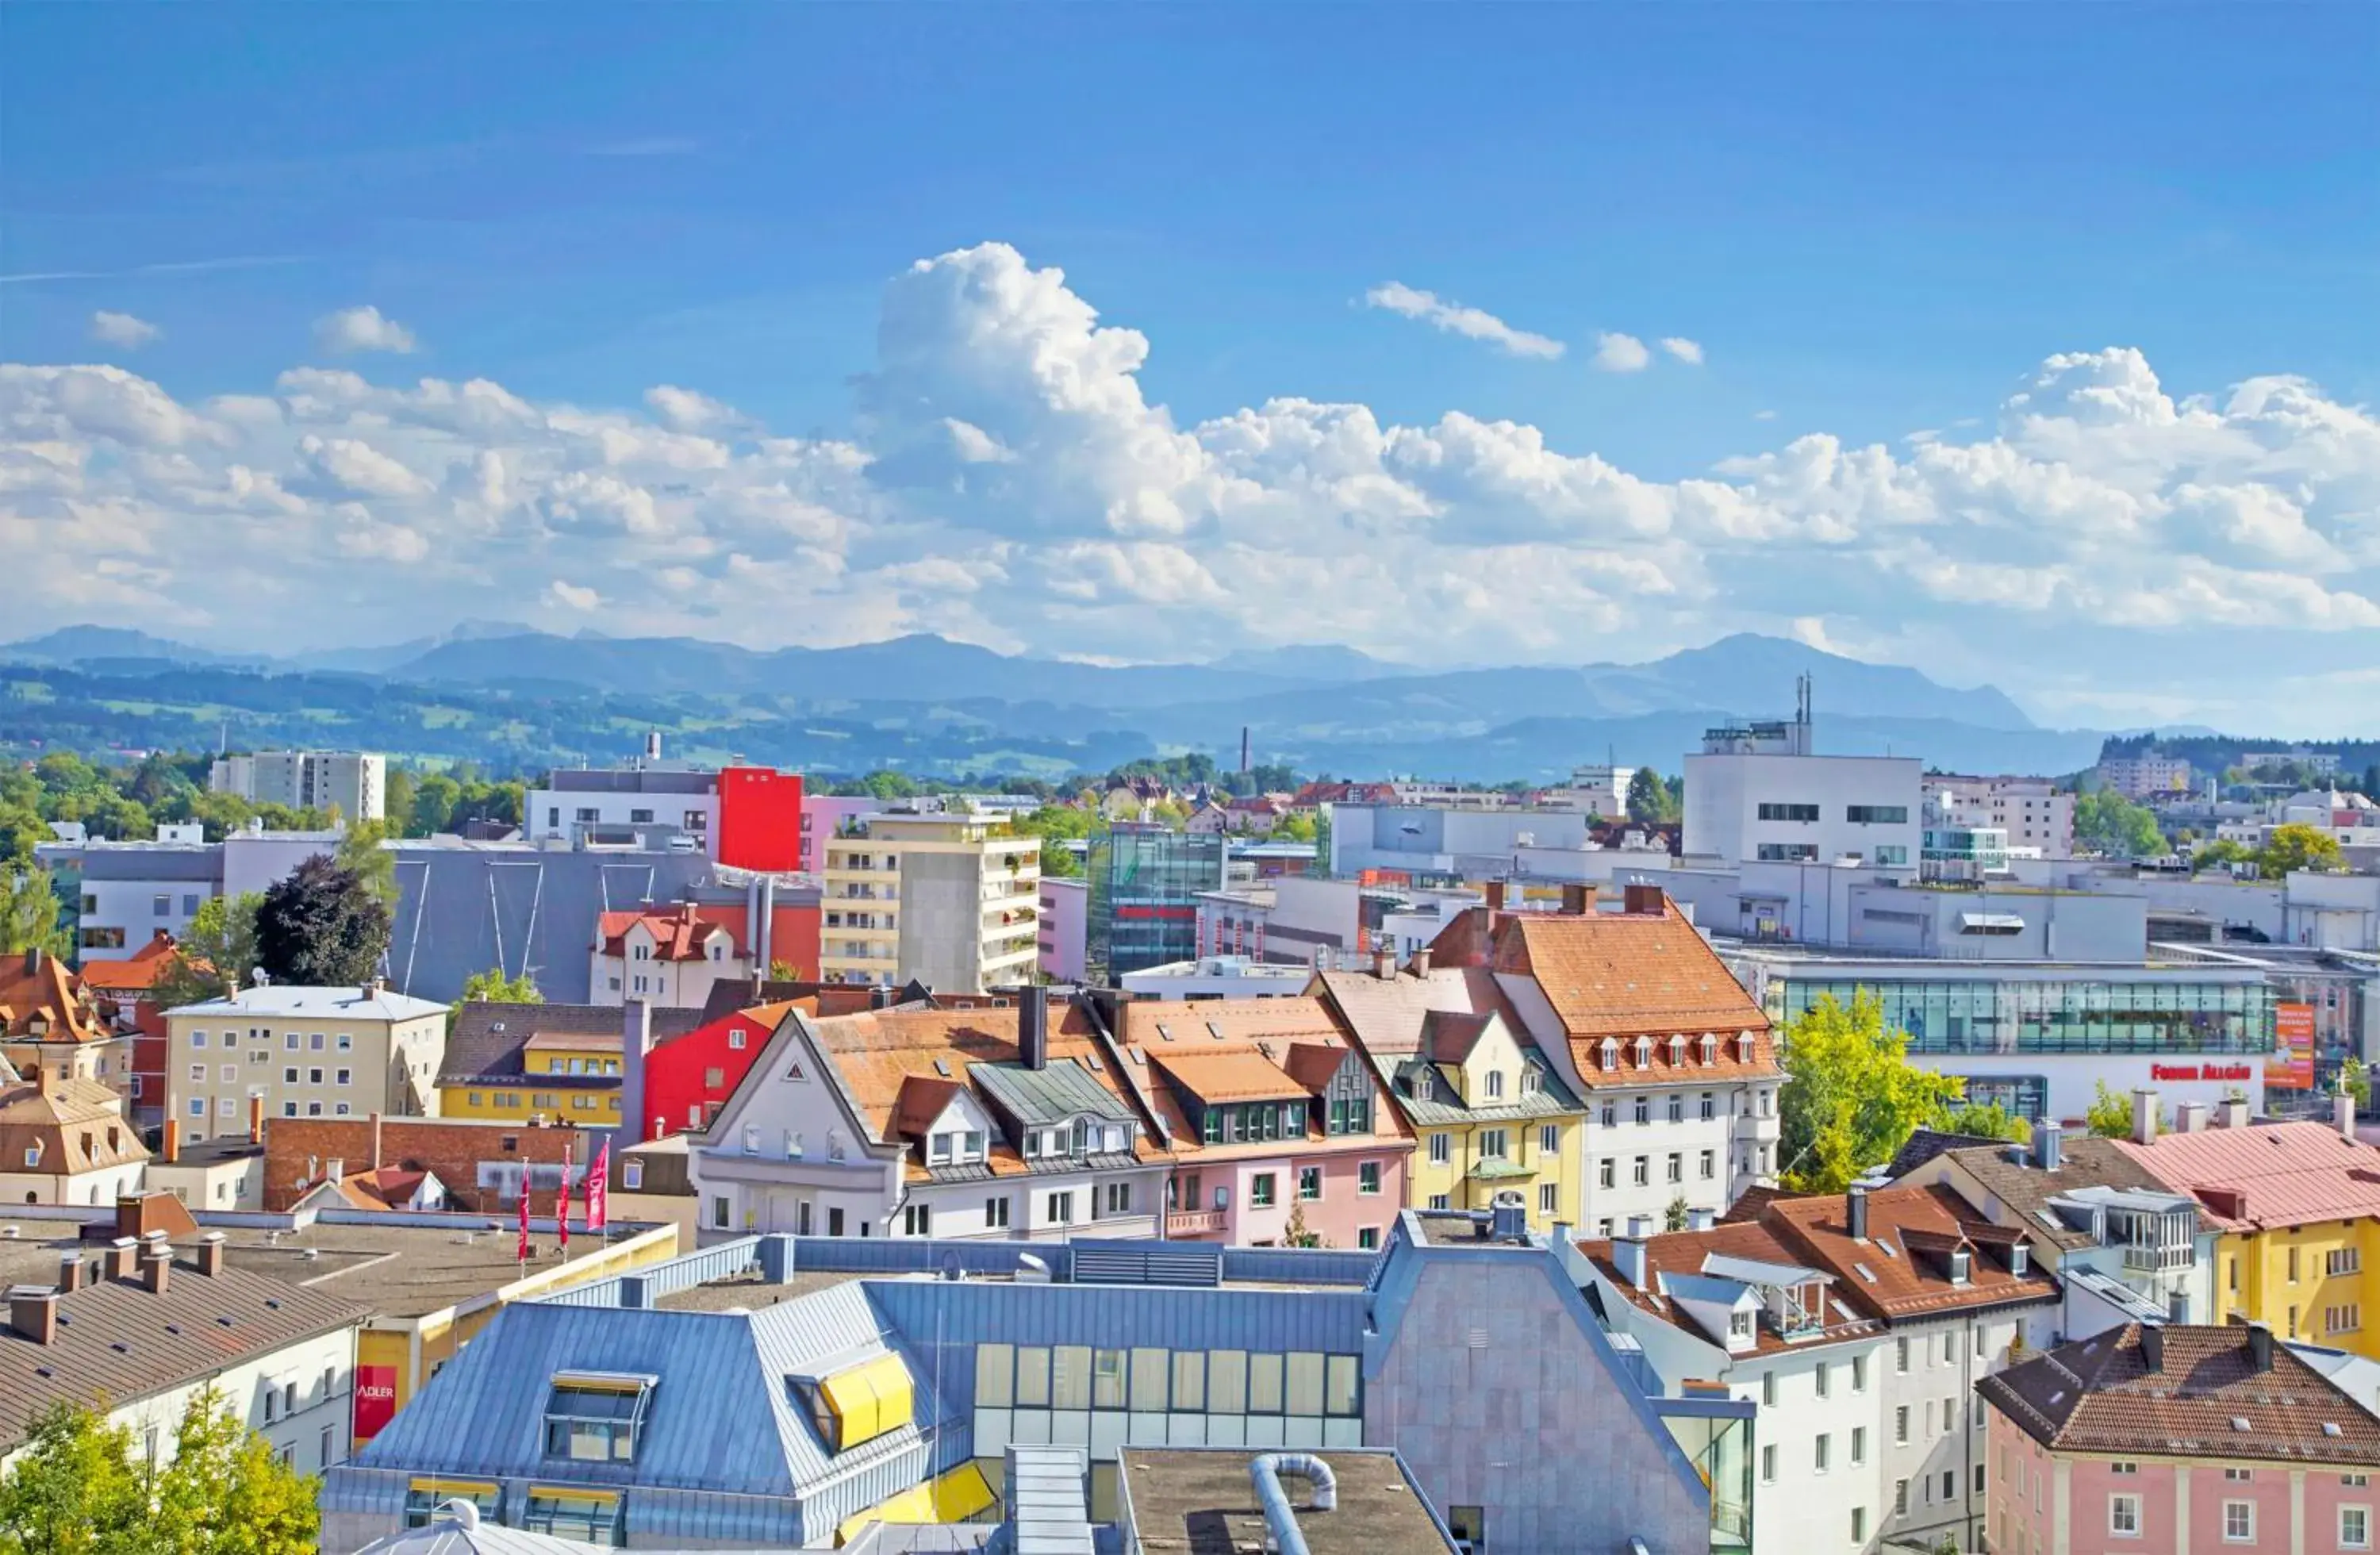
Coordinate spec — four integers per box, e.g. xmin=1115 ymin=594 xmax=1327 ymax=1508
xmin=1117 ymin=1449 xmax=1454 ymax=1555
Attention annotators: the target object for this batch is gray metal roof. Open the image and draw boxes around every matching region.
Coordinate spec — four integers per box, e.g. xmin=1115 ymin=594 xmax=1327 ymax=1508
xmin=354 ymin=1511 xmax=613 ymax=1555
xmin=71 ymin=847 xmax=227 ymax=882
xmin=164 ymin=984 xmax=448 ymax=1021
xmin=970 ymin=1062 xmax=1138 ymax=1127
xmin=1006 ymin=1446 xmax=1094 ymax=1555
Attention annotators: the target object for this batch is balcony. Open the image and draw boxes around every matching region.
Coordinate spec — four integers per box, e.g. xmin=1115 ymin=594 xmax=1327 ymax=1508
xmin=1166 ymin=1209 xmax=1229 ymax=1237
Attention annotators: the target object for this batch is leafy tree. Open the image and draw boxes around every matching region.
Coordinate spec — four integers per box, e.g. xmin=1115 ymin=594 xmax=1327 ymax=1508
xmin=0 ymin=1386 xmax=318 ymax=1555
xmin=1936 ymin=1100 xmax=2032 ymax=1145
xmin=409 ymin=773 xmax=461 ymax=835
xmin=2075 ymin=789 xmax=2165 ymax=858
xmin=0 ymin=859 xmax=70 ymax=958
xmin=2261 ymin=822 xmax=2345 ymax=877
xmin=1626 ymin=767 xmax=1679 ymax=826
xmin=336 ymin=820 xmax=399 ymax=904
xmin=1274 ymin=812 xmax=1319 ymax=843
xmin=255 ymin=856 xmax=390 ymax=987
xmin=2338 ymin=1062 xmax=2370 ymax=1115
xmin=1777 ymin=993 xmax=1964 ymax=1193
xmin=1282 ymin=1200 xmax=1324 ymax=1248
xmin=2193 ymin=839 xmax=2255 ymax=873
xmin=449 ymin=966 xmax=541 ymax=1031
xmin=1008 ymin=805 xmax=1093 ymax=878
xmin=2083 ymin=1081 xmax=2152 ymax=1140
xmin=382 ymin=766 xmax=417 ymax=835
xmin=767 ymin=957 xmax=804 ymax=981
xmin=151 ymin=893 xmax=264 ymax=1010
xmin=1663 ymin=1195 xmax=1691 ymax=1231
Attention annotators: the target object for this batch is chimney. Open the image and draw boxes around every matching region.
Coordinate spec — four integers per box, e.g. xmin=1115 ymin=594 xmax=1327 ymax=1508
xmin=108 ymin=1236 xmax=140 ymax=1281
xmin=25 ymin=946 xmax=43 ymax=977
xmin=1484 ymin=881 xmax=1506 ymax=913
xmin=1847 ymin=1184 xmax=1870 ymax=1242
xmin=1687 ymin=1207 xmax=1716 ymax=1232
xmin=56 ymin=1254 xmax=83 ymax=1293
xmin=2033 ymin=1120 xmax=2063 ymax=1172
xmin=248 ymin=1093 xmax=266 ymax=1146
xmin=2177 ymin=1101 xmax=2210 ymax=1135
xmin=2248 ymin=1323 xmax=2274 ymax=1373
xmin=8 ymin=1287 xmax=57 ymax=1346
xmin=620 ymin=1000 xmax=654 ymax=1148
xmin=370 ymin=1111 xmax=385 ymax=1173
xmin=2339 ymin=1090 xmax=2359 ymax=1141
xmin=2131 ymin=1088 xmax=2159 ymax=1146
xmin=1373 ymin=948 xmax=1395 ymax=981
xmin=1623 ymin=883 xmax=1664 ymax=916
xmin=195 ymin=1231 xmax=226 ymax=1278
xmin=161 ymin=1116 xmax=182 ymax=1165
xmin=140 ymin=1243 xmax=171 ymax=1295
xmin=1411 ymin=946 xmax=1433 ymax=977
xmin=1614 ymin=1216 xmax=1655 ymax=1289
xmin=2218 ymin=1096 xmax=2250 ymax=1130
xmin=1019 ymin=988 xmax=1049 ymax=1072
xmin=2139 ymin=1323 xmax=2163 ymax=1373
xmin=1560 ymin=882 xmax=1591 ymax=916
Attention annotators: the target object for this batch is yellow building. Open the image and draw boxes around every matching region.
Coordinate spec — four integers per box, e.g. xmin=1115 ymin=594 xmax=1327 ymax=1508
xmin=165 ymin=983 xmax=450 ymax=1138
xmin=2118 ymin=1114 xmax=2380 ymax=1358
xmin=436 ymin=1002 xmax=698 ymax=1124
xmin=820 ymin=811 xmax=1039 ymax=993
xmin=1315 ymin=960 xmax=1587 ymax=1231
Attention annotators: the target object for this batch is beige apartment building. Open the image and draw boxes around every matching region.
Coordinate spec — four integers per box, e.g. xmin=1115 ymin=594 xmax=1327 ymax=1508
xmin=818 ymin=811 xmax=1040 ymax=992
xmin=163 ymin=984 xmax=451 ymax=1141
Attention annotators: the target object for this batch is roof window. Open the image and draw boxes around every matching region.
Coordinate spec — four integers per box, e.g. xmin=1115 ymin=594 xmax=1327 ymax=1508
xmin=543 ymin=1372 xmax=657 ymax=1465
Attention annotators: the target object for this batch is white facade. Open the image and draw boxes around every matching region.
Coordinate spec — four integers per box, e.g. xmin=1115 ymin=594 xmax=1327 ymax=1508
xmin=587 ymin=917 xmax=748 ymax=1009
xmin=1925 ymin=774 xmax=2074 ymax=860
xmin=1564 ymin=764 xmax=1637 ymax=819
xmin=0 ymin=1157 xmax=147 ymax=1208
xmin=1329 ymin=804 xmax=1592 ymax=878
xmin=525 ymin=770 xmax=718 ymax=850
xmin=210 ymin=751 xmax=385 ymax=824
xmin=820 ymin=812 xmax=1040 ymax=992
xmin=44 ymin=828 xmax=344 ymax=963
xmin=1037 ymin=877 xmax=1089 ymax=982
xmin=1119 ymin=956 xmax=1311 ymax=1000
xmin=1683 ymin=748 xmax=1922 ymax=872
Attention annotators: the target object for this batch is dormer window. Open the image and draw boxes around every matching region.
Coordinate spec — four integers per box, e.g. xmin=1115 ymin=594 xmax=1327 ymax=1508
xmin=930 ymin=1132 xmax=954 ymax=1164
xmin=1949 ymin=1250 xmax=1971 ymax=1286
xmin=1728 ymin=1311 xmax=1754 ymax=1341
xmin=1700 ymin=1034 xmax=1718 ymax=1065
xmin=1668 ymin=1035 xmax=1686 ymax=1066
xmin=1600 ymin=1039 xmax=1620 ymax=1071
xmin=1634 ymin=1037 xmax=1653 ymax=1069
xmin=1737 ymin=1032 xmax=1756 ymax=1063
xmin=543 ymin=1373 xmax=655 ymax=1464
xmin=1522 ymin=1068 xmax=1541 ymax=1095
xmin=1485 ymin=1071 xmax=1506 ymax=1100
xmin=2010 ymin=1245 xmax=2030 ymax=1277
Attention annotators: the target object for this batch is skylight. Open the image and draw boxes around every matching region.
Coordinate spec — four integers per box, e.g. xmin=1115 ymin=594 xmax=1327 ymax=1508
xmin=2231 ymin=1417 xmax=2251 ymax=1432
xmin=1854 ymin=1263 xmax=1878 ymax=1284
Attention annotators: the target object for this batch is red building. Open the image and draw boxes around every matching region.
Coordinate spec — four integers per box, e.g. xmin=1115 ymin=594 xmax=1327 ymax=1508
xmin=715 ymin=766 xmax=804 ymax=873
xmin=638 ymin=997 xmax=809 ymax=1142
xmin=77 ymin=931 xmax=178 ymax=1132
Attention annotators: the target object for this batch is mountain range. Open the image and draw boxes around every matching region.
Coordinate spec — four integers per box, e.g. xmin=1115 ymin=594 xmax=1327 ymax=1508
xmin=2 ymin=623 xmax=2109 ymax=779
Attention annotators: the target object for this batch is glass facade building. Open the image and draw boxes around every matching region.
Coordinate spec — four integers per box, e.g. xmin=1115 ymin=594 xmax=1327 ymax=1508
xmin=1087 ymin=826 xmax=1226 ymax=979
xmin=1760 ymin=973 xmax=2274 ymax=1058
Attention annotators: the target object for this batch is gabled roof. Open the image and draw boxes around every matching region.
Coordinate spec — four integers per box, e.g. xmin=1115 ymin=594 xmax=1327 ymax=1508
xmin=1418 ymin=1010 xmax=1494 ymax=1065
xmin=1149 ymin=1050 xmax=1307 ymax=1105
xmin=78 ymin=931 xmax=178 ymax=996
xmin=596 ymin=904 xmax=739 ymax=962
xmin=1927 ymin=1135 xmax=2210 ymax=1251
xmin=0 ymin=1077 xmax=148 ymax=1174
xmin=1580 ymin=1218 xmax=1883 ymax=1358
xmin=0 ymin=950 xmax=102 ymax=1045
xmin=2113 ymin=1121 xmax=2380 ymax=1232
xmin=1101 ymin=996 xmax=1412 ymax=1160
xmin=440 ymin=1002 xmax=703 ymax=1088
xmin=1491 ymin=905 xmax=1772 ymax=1042
xmin=1980 ymin=1323 xmax=2380 ymax=1465
xmin=1313 ymin=965 xmax=1581 ymax=1125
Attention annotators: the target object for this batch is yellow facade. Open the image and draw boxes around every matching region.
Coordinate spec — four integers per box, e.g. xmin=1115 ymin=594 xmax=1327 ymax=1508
xmin=441 ymin=1040 xmax=622 ymax=1122
xmin=1387 ymin=1018 xmax=1587 ymax=1232
xmin=2212 ymin=1219 xmax=2380 ymax=1357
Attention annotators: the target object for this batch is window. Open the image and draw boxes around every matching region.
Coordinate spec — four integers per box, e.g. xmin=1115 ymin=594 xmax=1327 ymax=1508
xmin=1599 ymin=1158 xmax=1615 ymax=1188
xmin=1431 ymin=1195 xmax=1452 ymax=1211
xmin=1358 ymin=1161 xmax=1381 ymax=1196
xmin=1896 ymin=1337 xmax=1910 ymax=1373
xmin=1667 ymin=1093 xmax=1684 ymax=1123
xmin=1299 ymin=1166 xmax=1322 ymax=1201
xmin=1046 ymin=1191 xmax=1074 ymax=1223
xmin=1539 ymin=1183 xmax=1558 ymax=1213
xmin=1894 ymin=1405 xmax=1910 ymax=1444
xmin=336 ymin=1068 xmax=350 ymax=1085
xmin=1760 ymin=1445 xmax=1777 ymax=1484
xmin=1852 ymin=1355 xmax=1868 ymax=1392
xmin=1484 ymin=1070 xmax=1504 ymax=1100
xmin=1479 ymin=1129 xmax=1509 ymax=1159
xmin=1850 ymin=1426 xmax=1865 ymax=1465
xmin=1815 ymin=1363 xmax=1830 ymax=1398
xmin=1849 ymin=1507 xmax=1866 ymax=1544
xmin=1429 ymin=1132 xmax=1450 ymax=1165
xmin=1600 ymin=1100 xmax=1617 ymax=1127
xmin=710 ymin=1195 xmax=729 ymax=1230
xmin=1540 ymin=1123 xmax=1560 ymax=1154
xmin=1699 ymin=1149 xmax=1715 ymax=1180
xmin=308 ymin=1067 xmax=323 ymax=1085
xmin=2344 ymin=1506 xmax=2371 ymax=1550
xmin=2332 ymin=1304 xmax=2363 ymax=1335
xmin=1699 ymin=1091 xmax=1715 ymax=1119
xmin=1756 ymin=843 xmax=1819 ymax=862
xmin=1847 ymin=805 xmax=1909 ymax=824
xmin=190 ymin=1031 xmax=207 ymax=1048
xmin=1758 ymin=802 xmax=1820 ymax=822
xmin=1632 ymin=1156 xmax=1649 ymax=1187
xmin=1665 ymin=1152 xmax=1682 ymax=1183
xmin=524 ymin=1493 xmax=622 ymax=1545
xmin=2109 ymin=1495 xmax=2140 ymax=1537
xmin=2223 ymin=1500 xmax=2253 ymax=1542
xmin=543 ymin=1377 xmax=653 ymax=1464
xmin=903 ymin=1203 xmax=931 ymax=1236
xmin=1894 ymin=1479 xmax=1909 ymax=1515
xmin=284 ymin=1066 xmax=299 ymax=1085
xmin=1251 ymin=1174 xmax=1276 ymax=1208
xmin=1633 ymin=1095 xmax=1650 ymax=1125
xmin=190 ymin=1064 xmax=205 ymax=1081
xmin=2224 ymin=1468 xmax=2252 ymax=1482
xmin=1814 ymin=1434 xmax=1830 ymax=1473
xmin=2291 ymin=1246 xmax=2302 ymax=1282
xmin=1447 ymin=1507 xmax=1484 ymax=1553
xmin=2335 ymin=1248 xmax=2364 ymax=1277
xmin=987 ymin=1195 xmax=1010 ymax=1228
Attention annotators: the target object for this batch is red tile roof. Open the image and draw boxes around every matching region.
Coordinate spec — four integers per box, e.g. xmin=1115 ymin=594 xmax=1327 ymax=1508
xmin=78 ymin=931 xmax=178 ymax=994
xmin=1106 ymin=996 xmax=1413 ymax=1162
xmin=2113 ymin=1120 xmax=2380 ymax=1231
xmin=595 ymin=904 xmax=739 ymax=962
xmin=0 ymin=950 xmax=102 ymax=1045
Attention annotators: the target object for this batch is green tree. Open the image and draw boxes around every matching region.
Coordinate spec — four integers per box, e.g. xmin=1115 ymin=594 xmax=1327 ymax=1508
xmin=1009 ymin=805 xmax=1093 ymax=879
xmin=151 ymin=892 xmax=263 ymax=1010
xmin=0 ymin=1401 xmax=149 ymax=1552
xmin=2084 ymin=1081 xmax=2148 ymax=1140
xmin=255 ymin=856 xmax=390 ymax=987
xmin=2339 ymin=1062 xmax=2371 ymax=1115
xmin=336 ymin=820 xmax=399 ymax=904
xmin=1626 ymin=767 xmax=1679 ymax=826
xmin=2075 ymin=789 xmax=2165 ymax=858
xmin=409 ymin=773 xmax=461 ymax=835
xmin=450 ymin=966 xmax=542 ymax=1031
xmin=1663 ymin=1194 xmax=1691 ymax=1231
xmin=0 ymin=859 xmax=70 ymax=958
xmin=148 ymin=1385 xmax=321 ymax=1553
xmin=1777 ymin=993 xmax=1965 ymax=1193
xmin=767 ymin=957 xmax=804 ymax=981
xmin=1281 ymin=1200 xmax=1324 ymax=1248
xmin=2193 ymin=839 xmax=2255 ymax=873
xmin=2260 ymin=822 xmax=2345 ymax=877
xmin=382 ymin=766 xmax=417 ymax=835
xmin=1274 ymin=812 xmax=1319 ymax=844
xmin=1937 ymin=1100 xmax=2032 ymax=1145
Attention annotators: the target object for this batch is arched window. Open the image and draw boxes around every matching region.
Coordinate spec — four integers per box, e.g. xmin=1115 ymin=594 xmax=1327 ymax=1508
xmin=1700 ymin=1033 xmax=1718 ymax=1065
xmin=1668 ymin=1035 xmax=1686 ymax=1066
xmin=1634 ymin=1036 xmax=1653 ymax=1069
xmin=1600 ymin=1039 xmax=1620 ymax=1071
xmin=1737 ymin=1031 xmax=1756 ymax=1062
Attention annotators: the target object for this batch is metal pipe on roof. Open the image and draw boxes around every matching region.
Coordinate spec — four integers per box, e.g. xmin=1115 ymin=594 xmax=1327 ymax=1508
xmin=1250 ymin=1453 xmax=1336 ymax=1555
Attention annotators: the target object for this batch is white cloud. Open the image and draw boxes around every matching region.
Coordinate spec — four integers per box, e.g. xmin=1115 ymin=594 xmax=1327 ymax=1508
xmin=90 ymin=311 xmax=161 ymax=349
xmin=1363 ymin=282 xmax=1565 ymax=360
xmin=1752 ymin=409 xmax=1778 ymax=421
xmin=314 ymin=305 xmax=417 ymax=355
xmin=6 ymin=245 xmax=2378 ymax=717
xmin=1660 ymin=336 xmax=1704 ymax=366
xmin=1591 ymin=332 xmax=1651 ymax=373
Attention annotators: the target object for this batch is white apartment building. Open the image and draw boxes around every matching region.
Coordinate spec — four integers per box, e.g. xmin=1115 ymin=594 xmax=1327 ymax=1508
xmin=2097 ymin=753 xmax=2194 ymax=800
xmin=819 ymin=811 xmax=1039 ymax=993
xmin=1572 ymin=1183 xmax=2059 ymax=1555
xmin=1924 ymin=774 xmax=2073 ymax=859
xmin=526 ymin=767 xmax=719 ymax=847
xmin=1564 ymin=763 xmax=1637 ymax=818
xmin=1037 ymin=875 xmax=1089 ymax=981
xmin=39 ymin=825 xmax=344 ymax=962
xmin=1453 ymin=889 xmax=1784 ymax=1231
xmin=587 ymin=904 xmax=750 ymax=1009
xmin=689 ymin=993 xmax=1164 ymax=1244
xmin=1683 ymin=712 xmax=1921 ymax=872
xmin=210 ymin=751 xmax=386 ymax=824
xmin=164 ymin=984 xmax=450 ymax=1139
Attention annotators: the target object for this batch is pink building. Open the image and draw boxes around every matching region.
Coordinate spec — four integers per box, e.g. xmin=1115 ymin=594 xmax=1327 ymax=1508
xmin=1982 ymin=1323 xmax=2380 ymax=1555
xmin=1099 ymin=996 xmax=1414 ymax=1250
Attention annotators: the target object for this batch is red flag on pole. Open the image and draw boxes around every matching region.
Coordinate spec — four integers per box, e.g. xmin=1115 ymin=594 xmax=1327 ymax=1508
xmin=557 ymin=1160 xmax=572 ymax=1256
xmin=516 ymin=1171 xmax=531 ymax=1265
xmin=585 ymin=1139 xmax=611 ymax=1233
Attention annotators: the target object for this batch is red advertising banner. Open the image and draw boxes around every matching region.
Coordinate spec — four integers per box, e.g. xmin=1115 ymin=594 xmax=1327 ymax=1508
xmin=353 ymin=1365 xmax=399 ymax=1442
xmin=2270 ymin=1002 xmax=2317 ymax=1090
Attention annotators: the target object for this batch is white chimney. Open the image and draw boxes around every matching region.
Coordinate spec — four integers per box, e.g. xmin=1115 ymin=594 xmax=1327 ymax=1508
xmin=2132 ymin=1088 xmax=2160 ymax=1146
xmin=2176 ymin=1101 xmax=2209 ymax=1135
xmin=2339 ymin=1091 xmax=2359 ymax=1142
xmin=1614 ymin=1216 xmax=1655 ymax=1290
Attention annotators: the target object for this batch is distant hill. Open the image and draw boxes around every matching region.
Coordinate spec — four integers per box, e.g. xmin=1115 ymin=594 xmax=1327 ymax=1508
xmin=1 ymin=622 xmax=2102 ymax=778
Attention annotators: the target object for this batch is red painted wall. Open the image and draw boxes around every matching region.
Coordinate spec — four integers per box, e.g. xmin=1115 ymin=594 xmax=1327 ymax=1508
xmin=716 ymin=767 xmax=804 ymax=873
xmin=642 ymin=1006 xmax=781 ymax=1142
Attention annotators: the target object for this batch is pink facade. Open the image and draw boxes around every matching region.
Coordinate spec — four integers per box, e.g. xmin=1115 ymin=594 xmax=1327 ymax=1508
xmin=1165 ymin=1146 xmax=1407 ymax=1251
xmin=1988 ymin=1404 xmax=2378 ymax=1554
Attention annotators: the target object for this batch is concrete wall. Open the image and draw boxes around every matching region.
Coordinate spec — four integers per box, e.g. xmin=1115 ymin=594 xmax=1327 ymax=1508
xmin=897 ymin=848 xmax=983 ymax=993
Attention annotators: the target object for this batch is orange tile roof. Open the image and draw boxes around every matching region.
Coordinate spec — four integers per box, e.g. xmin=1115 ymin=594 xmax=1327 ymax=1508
xmin=1150 ymin=1050 xmax=1307 ymax=1104
xmin=0 ymin=1076 xmax=148 ymax=1174
xmin=2113 ymin=1120 xmax=2380 ymax=1231
xmin=1579 ymin=1217 xmax=1882 ymax=1357
xmin=1105 ymin=995 xmax=1413 ymax=1160
xmin=595 ymin=904 xmax=739 ymax=962
xmin=0 ymin=949 xmax=102 ymax=1045
xmin=79 ymin=931 xmax=178 ymax=994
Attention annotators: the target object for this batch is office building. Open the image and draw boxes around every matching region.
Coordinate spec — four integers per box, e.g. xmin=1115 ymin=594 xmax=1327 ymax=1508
xmin=524 ymin=754 xmax=804 ymax=873
xmin=1923 ymin=774 xmax=2074 ymax=859
xmin=210 ymin=749 xmax=387 ymax=823
xmin=1086 ymin=825 xmax=1223 ymax=981
xmin=39 ymin=824 xmax=344 ymax=964
xmin=163 ymin=983 xmax=451 ymax=1138
xmin=1982 ymin=1324 xmax=2380 ymax=1555
xmin=1683 ymin=699 xmax=1921 ymax=872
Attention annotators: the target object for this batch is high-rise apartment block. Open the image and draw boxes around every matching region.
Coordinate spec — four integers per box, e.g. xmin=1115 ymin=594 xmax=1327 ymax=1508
xmin=209 ymin=750 xmax=386 ymax=823
xmin=819 ymin=810 xmax=1040 ymax=991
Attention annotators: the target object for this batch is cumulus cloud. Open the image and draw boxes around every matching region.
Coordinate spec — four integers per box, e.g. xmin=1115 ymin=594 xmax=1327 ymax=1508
xmin=90 ymin=311 xmax=161 ymax=349
xmin=314 ymin=305 xmax=417 ymax=355
xmin=1363 ymin=282 xmax=1564 ymax=360
xmin=1591 ymin=332 xmax=1651 ymax=373
xmin=6 ymin=245 xmax=2378 ymax=711
xmin=1660 ymin=336 xmax=1704 ymax=366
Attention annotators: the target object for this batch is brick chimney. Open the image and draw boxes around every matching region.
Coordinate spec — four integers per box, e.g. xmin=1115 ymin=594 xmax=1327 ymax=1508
xmin=56 ymin=1253 xmax=83 ymax=1293
xmin=140 ymin=1242 xmax=172 ymax=1295
xmin=1623 ymin=883 xmax=1664 ymax=916
xmin=107 ymin=1236 xmax=140 ymax=1281
xmin=1484 ymin=881 xmax=1506 ymax=913
xmin=195 ymin=1231 xmax=226 ymax=1278
xmin=8 ymin=1286 xmax=57 ymax=1345
xmin=1560 ymin=882 xmax=1591 ymax=916
xmin=1411 ymin=946 xmax=1433 ymax=977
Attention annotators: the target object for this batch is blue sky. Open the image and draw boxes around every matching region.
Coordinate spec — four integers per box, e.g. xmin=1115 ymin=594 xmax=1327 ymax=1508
xmin=4 ymin=5 xmax=2377 ymax=732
